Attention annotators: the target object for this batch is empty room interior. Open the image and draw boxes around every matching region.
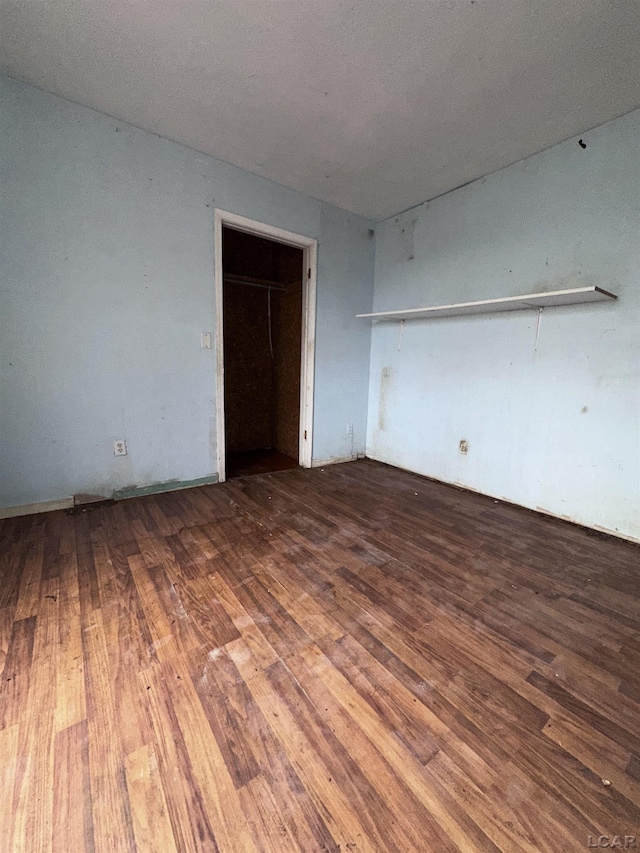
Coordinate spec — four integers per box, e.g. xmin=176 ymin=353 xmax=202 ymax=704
xmin=1 ymin=2 xmax=639 ymax=851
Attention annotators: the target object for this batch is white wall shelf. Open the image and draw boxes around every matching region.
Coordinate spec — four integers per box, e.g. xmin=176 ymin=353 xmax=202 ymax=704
xmin=356 ymin=286 xmax=616 ymax=322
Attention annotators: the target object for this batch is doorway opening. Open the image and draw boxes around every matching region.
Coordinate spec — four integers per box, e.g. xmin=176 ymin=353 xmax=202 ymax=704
xmin=219 ymin=222 xmax=311 ymax=480
xmin=214 ymin=210 xmax=317 ymax=482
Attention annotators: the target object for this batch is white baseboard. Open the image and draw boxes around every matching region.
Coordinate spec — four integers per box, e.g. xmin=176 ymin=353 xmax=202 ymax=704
xmin=364 ymin=452 xmax=640 ymax=545
xmin=311 ymin=453 xmax=364 ymax=468
xmin=530 ymin=505 xmax=640 ymax=545
xmin=0 ymin=497 xmax=74 ymax=520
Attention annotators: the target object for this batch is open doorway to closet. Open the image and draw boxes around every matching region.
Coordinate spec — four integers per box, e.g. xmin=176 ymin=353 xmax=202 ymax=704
xmin=214 ymin=209 xmax=317 ymax=482
xmin=214 ymin=210 xmax=317 ymax=482
xmin=223 ymin=226 xmax=303 ymax=478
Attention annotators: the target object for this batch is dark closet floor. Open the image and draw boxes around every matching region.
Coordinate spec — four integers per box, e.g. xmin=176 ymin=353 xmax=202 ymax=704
xmin=226 ymin=448 xmax=299 ymax=478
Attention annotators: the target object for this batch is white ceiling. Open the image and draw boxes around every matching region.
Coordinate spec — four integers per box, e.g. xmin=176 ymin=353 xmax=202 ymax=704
xmin=1 ymin=0 xmax=639 ymax=220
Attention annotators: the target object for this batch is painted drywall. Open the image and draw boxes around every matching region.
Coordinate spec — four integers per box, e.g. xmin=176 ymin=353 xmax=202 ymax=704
xmin=0 ymin=75 xmax=374 ymax=508
xmin=314 ymin=207 xmax=375 ymax=463
xmin=367 ymin=109 xmax=639 ymax=540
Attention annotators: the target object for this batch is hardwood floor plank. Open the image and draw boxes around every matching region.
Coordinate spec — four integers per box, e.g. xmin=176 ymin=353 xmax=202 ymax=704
xmin=124 ymin=743 xmax=178 ymax=853
xmin=231 ymin=574 xmax=314 ymax=658
xmin=13 ymin=536 xmax=44 ymax=621
xmin=526 ymin=670 xmax=640 ymax=755
xmin=52 ymin=720 xmax=94 ymax=853
xmin=295 ymin=641 xmax=500 ymax=853
xmin=0 ymin=615 xmax=36 ymax=729
xmin=229 ymin=650 xmax=393 ymax=853
xmin=207 ymin=572 xmax=280 ymax=672
xmin=74 ymin=515 xmax=101 ymax=616
xmin=284 ymin=644 xmax=466 ymax=853
xmin=142 ymin=663 xmax=220 ymax=853
xmin=239 ymin=775 xmax=303 ymax=853
xmin=127 ymin=554 xmax=183 ymax=663
xmin=169 ymin=573 xmax=240 ymax=650
xmin=83 ymin=608 xmax=136 ymax=853
xmin=541 ymin=711 xmax=640 ymax=805
xmin=232 ymin=670 xmax=340 ymax=853
xmin=249 ymin=559 xmax=344 ymax=642
xmin=13 ymin=579 xmax=58 ymax=853
xmin=0 ymin=547 xmax=24 ymax=610
xmin=54 ymin=553 xmax=85 ymax=732
xmin=155 ymin=661 xmax=259 ymax=853
xmin=315 ymin=633 xmax=441 ymax=766
xmin=190 ymin=649 xmax=262 ymax=790
xmin=0 ymin=724 xmax=19 ymax=847
xmin=427 ymin=748 xmax=572 ymax=852
xmin=512 ymin=718 xmax=640 ymax=834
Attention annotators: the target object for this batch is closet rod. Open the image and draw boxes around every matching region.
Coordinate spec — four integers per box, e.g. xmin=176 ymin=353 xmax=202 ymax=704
xmin=224 ymin=273 xmax=286 ymax=292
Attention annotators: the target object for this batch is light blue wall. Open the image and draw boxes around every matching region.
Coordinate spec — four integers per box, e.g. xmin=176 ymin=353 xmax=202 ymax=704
xmin=367 ymin=109 xmax=640 ymax=540
xmin=314 ymin=206 xmax=375 ymax=462
xmin=0 ymin=75 xmax=374 ymax=506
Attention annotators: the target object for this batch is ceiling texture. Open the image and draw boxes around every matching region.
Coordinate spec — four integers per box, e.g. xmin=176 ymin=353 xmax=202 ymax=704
xmin=1 ymin=0 xmax=639 ymax=219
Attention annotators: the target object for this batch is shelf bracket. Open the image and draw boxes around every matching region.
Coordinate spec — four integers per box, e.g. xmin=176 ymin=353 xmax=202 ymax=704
xmin=533 ymin=307 xmax=543 ymax=352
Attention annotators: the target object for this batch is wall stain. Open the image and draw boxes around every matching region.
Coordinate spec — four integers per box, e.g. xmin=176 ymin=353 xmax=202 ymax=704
xmin=378 ymin=367 xmax=391 ymax=431
xmin=396 ymin=218 xmax=416 ymax=262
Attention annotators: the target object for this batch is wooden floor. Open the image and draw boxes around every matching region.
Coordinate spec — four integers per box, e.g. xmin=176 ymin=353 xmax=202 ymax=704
xmin=1 ymin=460 xmax=639 ymax=852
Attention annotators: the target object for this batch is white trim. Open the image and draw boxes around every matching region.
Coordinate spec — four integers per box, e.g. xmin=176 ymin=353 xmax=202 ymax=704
xmin=214 ymin=210 xmax=226 ymax=483
xmin=0 ymin=497 xmax=74 ymax=519
xmin=364 ymin=452 xmax=640 ymax=545
xmin=311 ymin=454 xmax=363 ymax=468
xmin=213 ymin=209 xmax=317 ymax=482
xmin=299 ymin=240 xmax=317 ymax=470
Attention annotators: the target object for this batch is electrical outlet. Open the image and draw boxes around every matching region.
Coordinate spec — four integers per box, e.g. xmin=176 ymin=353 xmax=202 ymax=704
xmin=459 ymin=439 xmax=468 ymax=455
xmin=114 ymin=440 xmax=127 ymax=456
xmin=346 ymin=423 xmax=353 ymax=436
xmin=201 ymin=332 xmax=212 ymax=349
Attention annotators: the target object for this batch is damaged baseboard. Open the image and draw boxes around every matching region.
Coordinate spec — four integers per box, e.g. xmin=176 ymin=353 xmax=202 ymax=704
xmin=311 ymin=453 xmax=365 ymax=468
xmin=113 ymin=473 xmax=219 ymax=500
xmin=66 ymin=493 xmax=116 ymax=515
xmin=0 ymin=475 xmax=220 ymax=519
xmin=0 ymin=496 xmax=74 ymax=519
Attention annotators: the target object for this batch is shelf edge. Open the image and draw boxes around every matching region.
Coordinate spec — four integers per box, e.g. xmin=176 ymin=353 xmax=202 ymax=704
xmin=356 ymin=285 xmax=617 ymax=320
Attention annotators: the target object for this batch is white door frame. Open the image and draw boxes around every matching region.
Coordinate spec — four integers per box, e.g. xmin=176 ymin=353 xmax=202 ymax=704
xmin=213 ymin=209 xmax=317 ymax=483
